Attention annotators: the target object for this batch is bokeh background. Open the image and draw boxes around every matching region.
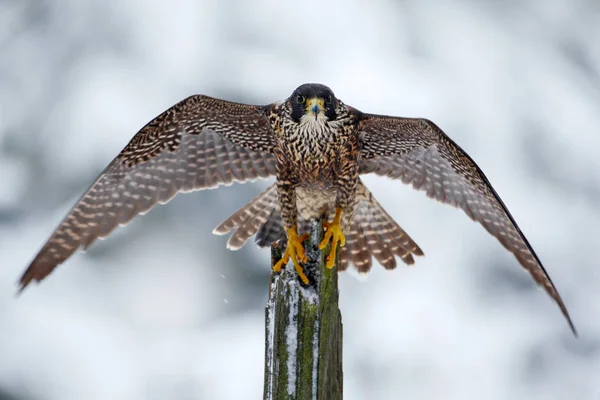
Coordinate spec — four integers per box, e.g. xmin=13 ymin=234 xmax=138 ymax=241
xmin=1 ymin=1 xmax=599 ymax=399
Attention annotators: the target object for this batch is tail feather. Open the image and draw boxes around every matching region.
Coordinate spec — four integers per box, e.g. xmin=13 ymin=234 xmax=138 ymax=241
xmin=255 ymin=206 xmax=284 ymax=247
xmin=228 ymin=204 xmax=273 ymax=249
xmin=255 ymin=206 xmax=311 ymax=248
xmin=213 ymin=180 xmax=424 ymax=270
xmin=354 ymin=223 xmax=374 ymax=273
xmin=338 ymin=222 xmax=369 ymax=272
xmin=375 ymin=204 xmax=424 ymax=258
xmin=354 ymin=205 xmax=396 ymax=270
xmin=347 ymin=183 xmax=423 ymax=271
xmin=212 ymin=185 xmax=278 ymax=250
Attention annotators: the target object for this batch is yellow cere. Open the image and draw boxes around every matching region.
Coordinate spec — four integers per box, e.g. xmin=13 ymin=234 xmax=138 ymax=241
xmin=305 ymin=97 xmax=325 ymax=113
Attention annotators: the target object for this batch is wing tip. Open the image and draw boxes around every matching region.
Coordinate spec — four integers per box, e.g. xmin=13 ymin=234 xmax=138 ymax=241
xmin=412 ymin=245 xmax=425 ymax=257
xmin=562 ymin=311 xmax=578 ymax=338
xmin=556 ymin=297 xmax=578 ymax=337
xmin=16 ymin=269 xmax=38 ymax=296
xmin=569 ymin=321 xmax=579 ymax=337
xmin=16 ymin=250 xmax=68 ymax=295
xmin=15 ymin=282 xmax=28 ymax=296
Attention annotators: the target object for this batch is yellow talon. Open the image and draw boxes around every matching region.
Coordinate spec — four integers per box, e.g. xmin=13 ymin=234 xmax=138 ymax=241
xmin=319 ymin=207 xmax=346 ymax=269
xmin=273 ymin=227 xmax=310 ymax=284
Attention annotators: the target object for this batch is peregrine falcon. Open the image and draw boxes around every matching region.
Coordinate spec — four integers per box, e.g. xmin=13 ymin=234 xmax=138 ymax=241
xmin=19 ymin=83 xmax=576 ymax=334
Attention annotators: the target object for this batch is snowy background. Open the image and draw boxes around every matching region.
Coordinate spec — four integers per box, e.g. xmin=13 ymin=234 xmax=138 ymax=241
xmin=1 ymin=1 xmax=599 ymax=399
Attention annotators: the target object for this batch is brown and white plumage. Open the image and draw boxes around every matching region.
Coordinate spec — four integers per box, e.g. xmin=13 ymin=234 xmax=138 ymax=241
xmin=214 ymin=180 xmax=423 ymax=273
xmin=20 ymin=96 xmax=277 ymax=289
xmin=358 ymin=115 xmax=576 ymax=333
xmin=213 ymin=183 xmax=281 ymax=250
xmin=19 ymin=83 xmax=575 ymax=335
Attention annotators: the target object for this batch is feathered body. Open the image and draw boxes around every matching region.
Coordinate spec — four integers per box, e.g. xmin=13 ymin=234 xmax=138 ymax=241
xmin=269 ymin=85 xmax=360 ymax=230
xmin=230 ymin=84 xmax=423 ymax=273
xmin=18 ymin=83 xmax=575 ymax=334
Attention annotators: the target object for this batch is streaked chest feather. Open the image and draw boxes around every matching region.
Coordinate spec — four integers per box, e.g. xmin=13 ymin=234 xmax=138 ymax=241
xmin=280 ymin=116 xmax=349 ymax=160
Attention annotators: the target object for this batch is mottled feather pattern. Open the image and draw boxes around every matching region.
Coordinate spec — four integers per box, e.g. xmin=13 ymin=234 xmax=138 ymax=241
xmin=20 ymin=96 xmax=277 ymax=290
xmin=119 ymin=95 xmax=277 ymax=167
xmin=215 ymin=181 xmax=423 ymax=273
xmin=271 ymin=98 xmax=361 ymax=231
xmin=339 ymin=183 xmax=423 ymax=272
xmin=213 ymin=184 xmax=280 ymax=250
xmin=20 ymin=84 xmax=574 ymax=335
xmin=359 ymin=115 xmax=575 ymax=334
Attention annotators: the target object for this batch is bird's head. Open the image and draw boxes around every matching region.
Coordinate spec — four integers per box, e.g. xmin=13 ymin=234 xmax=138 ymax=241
xmin=290 ymin=83 xmax=338 ymax=123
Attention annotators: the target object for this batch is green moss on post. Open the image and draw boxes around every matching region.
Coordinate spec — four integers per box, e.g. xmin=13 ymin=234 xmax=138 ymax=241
xmin=263 ymin=220 xmax=343 ymax=400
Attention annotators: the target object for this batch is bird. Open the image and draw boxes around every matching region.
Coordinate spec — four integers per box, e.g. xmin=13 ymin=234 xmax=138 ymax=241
xmin=19 ymin=83 xmax=576 ymax=335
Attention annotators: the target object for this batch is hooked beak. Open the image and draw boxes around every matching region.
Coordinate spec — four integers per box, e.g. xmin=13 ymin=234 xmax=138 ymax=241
xmin=306 ymin=97 xmax=325 ymax=120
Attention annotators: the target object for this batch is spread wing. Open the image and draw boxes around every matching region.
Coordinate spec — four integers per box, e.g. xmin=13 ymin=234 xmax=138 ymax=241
xmin=20 ymin=95 xmax=277 ymax=290
xmin=358 ymin=114 xmax=576 ymax=335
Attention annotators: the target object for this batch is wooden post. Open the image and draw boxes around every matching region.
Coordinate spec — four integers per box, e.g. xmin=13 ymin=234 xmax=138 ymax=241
xmin=263 ymin=219 xmax=343 ymax=400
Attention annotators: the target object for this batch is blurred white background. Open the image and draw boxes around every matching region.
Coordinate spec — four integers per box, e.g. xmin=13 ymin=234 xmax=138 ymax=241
xmin=1 ymin=1 xmax=599 ymax=399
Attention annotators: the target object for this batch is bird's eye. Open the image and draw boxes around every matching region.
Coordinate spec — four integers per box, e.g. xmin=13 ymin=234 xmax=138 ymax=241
xmin=296 ymin=95 xmax=305 ymax=104
xmin=325 ymin=95 xmax=332 ymax=105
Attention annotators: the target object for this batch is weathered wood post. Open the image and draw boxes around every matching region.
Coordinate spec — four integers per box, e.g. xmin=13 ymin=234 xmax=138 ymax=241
xmin=263 ymin=219 xmax=343 ymax=400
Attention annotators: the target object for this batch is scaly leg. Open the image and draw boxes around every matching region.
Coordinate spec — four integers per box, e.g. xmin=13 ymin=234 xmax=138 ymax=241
xmin=273 ymin=175 xmax=311 ymax=284
xmin=273 ymin=226 xmax=310 ymax=284
xmin=319 ymin=207 xmax=346 ymax=269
